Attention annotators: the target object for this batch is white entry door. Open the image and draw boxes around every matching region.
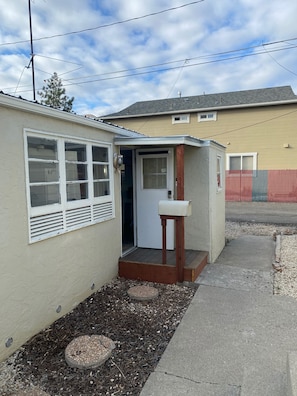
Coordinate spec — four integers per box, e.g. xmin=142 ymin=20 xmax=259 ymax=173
xmin=136 ymin=148 xmax=174 ymax=249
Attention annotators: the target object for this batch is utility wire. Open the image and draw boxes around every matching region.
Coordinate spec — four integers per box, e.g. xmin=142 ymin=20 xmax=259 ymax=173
xmin=203 ymin=109 xmax=297 ymax=139
xmin=262 ymin=43 xmax=297 ymax=77
xmin=0 ymin=1 xmax=204 ymax=47
xmin=5 ymin=42 xmax=297 ymax=94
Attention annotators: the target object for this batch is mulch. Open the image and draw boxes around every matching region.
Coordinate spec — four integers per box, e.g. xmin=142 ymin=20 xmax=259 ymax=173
xmin=4 ymin=278 xmax=195 ymax=396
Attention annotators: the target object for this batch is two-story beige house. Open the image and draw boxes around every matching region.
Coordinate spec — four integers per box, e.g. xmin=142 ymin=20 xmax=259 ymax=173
xmin=102 ymin=86 xmax=297 ymax=201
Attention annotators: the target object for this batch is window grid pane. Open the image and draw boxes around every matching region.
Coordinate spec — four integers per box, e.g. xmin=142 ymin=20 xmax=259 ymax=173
xmin=30 ymin=184 xmax=60 ymax=207
xmin=28 ymin=137 xmax=58 ymax=160
xmin=66 ymin=182 xmax=88 ymax=201
xmin=94 ymin=181 xmax=110 ymax=197
xmin=230 ymin=156 xmax=241 ymax=170
xmin=242 ymin=156 xmax=253 ymax=170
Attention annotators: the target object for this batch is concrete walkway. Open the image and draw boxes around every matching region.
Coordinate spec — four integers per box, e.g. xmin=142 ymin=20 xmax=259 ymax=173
xmin=140 ymin=235 xmax=297 ymax=396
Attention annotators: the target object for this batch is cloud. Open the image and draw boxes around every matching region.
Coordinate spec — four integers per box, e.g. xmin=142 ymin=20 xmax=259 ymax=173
xmin=1 ymin=0 xmax=297 ymax=117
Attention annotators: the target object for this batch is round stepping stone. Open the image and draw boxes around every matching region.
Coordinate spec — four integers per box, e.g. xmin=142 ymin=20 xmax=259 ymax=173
xmin=128 ymin=285 xmax=159 ymax=301
xmin=65 ymin=335 xmax=115 ymax=369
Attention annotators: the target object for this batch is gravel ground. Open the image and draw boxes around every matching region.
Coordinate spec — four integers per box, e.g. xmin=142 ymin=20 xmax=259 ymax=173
xmin=1 ymin=220 xmax=297 ymax=396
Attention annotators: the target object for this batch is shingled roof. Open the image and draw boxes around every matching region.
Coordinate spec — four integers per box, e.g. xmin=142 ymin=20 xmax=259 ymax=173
xmin=102 ymin=86 xmax=297 ymax=119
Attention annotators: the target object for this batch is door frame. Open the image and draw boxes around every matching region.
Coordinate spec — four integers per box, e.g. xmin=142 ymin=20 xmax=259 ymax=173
xmin=135 ymin=147 xmax=175 ymax=250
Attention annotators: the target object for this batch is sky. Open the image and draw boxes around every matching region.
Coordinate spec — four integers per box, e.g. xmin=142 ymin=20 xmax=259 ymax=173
xmin=1 ymin=0 xmax=297 ymax=117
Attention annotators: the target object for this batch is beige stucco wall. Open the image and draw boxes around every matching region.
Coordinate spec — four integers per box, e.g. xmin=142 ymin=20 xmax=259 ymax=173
xmin=184 ymin=144 xmax=225 ymax=262
xmin=107 ymin=103 xmax=297 ymax=170
xmin=208 ymin=143 xmax=226 ymax=262
xmin=0 ymin=105 xmax=122 ymax=362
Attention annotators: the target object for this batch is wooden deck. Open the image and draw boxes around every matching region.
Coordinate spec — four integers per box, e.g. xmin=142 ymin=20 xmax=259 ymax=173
xmin=119 ymin=248 xmax=208 ymax=284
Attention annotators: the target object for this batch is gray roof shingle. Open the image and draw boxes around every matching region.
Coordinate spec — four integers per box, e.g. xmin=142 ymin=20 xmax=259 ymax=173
xmin=102 ymin=86 xmax=297 ymax=119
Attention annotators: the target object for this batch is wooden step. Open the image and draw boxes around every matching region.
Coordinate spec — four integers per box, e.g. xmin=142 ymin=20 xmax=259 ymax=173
xmin=119 ymin=249 xmax=209 ymax=284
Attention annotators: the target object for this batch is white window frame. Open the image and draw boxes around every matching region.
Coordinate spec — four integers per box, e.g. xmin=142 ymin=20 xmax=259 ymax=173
xmin=226 ymin=152 xmax=258 ymax=171
xmin=198 ymin=111 xmax=217 ymax=122
xmin=216 ymin=155 xmax=223 ymax=192
xmin=172 ymin=114 xmax=190 ymax=124
xmin=24 ymin=129 xmax=114 ymax=242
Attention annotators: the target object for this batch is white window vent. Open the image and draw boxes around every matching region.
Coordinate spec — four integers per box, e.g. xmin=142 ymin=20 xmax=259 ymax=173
xmin=30 ymin=212 xmax=64 ymax=241
xmin=66 ymin=206 xmax=92 ymax=229
xmin=93 ymin=202 xmax=113 ymax=221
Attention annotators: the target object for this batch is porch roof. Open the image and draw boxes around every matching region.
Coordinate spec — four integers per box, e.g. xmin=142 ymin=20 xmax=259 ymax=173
xmin=114 ymin=134 xmax=225 ymax=149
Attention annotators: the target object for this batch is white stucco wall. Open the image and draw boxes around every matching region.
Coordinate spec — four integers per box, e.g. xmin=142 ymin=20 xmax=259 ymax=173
xmin=0 ymin=101 xmax=122 ymax=361
xmin=184 ymin=143 xmax=225 ymax=262
xmin=184 ymin=145 xmax=210 ymax=253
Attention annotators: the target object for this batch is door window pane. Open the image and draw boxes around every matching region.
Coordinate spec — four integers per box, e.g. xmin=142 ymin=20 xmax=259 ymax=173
xmin=143 ymin=158 xmax=167 ymax=189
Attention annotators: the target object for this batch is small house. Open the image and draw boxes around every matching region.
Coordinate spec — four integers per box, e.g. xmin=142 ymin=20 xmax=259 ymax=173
xmin=0 ymin=93 xmax=225 ymax=361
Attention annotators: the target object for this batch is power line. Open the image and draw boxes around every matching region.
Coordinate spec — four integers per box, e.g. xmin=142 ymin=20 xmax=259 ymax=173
xmin=6 ymin=41 xmax=297 ymax=95
xmin=203 ymin=109 xmax=297 ymax=139
xmin=62 ymin=40 xmax=297 ymax=84
xmin=0 ymin=1 xmax=204 ymax=47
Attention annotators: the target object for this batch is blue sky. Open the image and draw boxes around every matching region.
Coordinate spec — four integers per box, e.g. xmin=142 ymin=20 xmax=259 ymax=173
xmin=1 ymin=0 xmax=297 ymax=116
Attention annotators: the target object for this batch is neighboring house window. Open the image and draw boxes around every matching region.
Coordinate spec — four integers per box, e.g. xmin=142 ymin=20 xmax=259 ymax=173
xmin=226 ymin=153 xmax=257 ymax=171
xmin=198 ymin=112 xmax=217 ymax=122
xmin=172 ymin=114 xmax=190 ymax=124
xmin=25 ymin=130 xmax=114 ymax=242
xmin=217 ymin=155 xmax=223 ymax=191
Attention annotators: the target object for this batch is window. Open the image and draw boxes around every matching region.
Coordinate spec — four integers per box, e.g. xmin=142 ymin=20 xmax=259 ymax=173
xmin=198 ymin=111 xmax=217 ymax=122
xmin=25 ymin=131 xmax=114 ymax=242
xmin=216 ymin=155 xmax=223 ymax=191
xmin=142 ymin=157 xmax=167 ymax=189
xmin=226 ymin=153 xmax=257 ymax=171
xmin=172 ymin=114 xmax=190 ymax=124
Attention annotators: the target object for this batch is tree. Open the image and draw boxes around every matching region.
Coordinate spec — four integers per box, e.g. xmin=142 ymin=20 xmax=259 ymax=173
xmin=38 ymin=72 xmax=74 ymax=112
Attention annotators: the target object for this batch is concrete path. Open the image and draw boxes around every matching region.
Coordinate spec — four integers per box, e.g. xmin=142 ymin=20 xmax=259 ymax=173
xmin=140 ymin=236 xmax=297 ymax=396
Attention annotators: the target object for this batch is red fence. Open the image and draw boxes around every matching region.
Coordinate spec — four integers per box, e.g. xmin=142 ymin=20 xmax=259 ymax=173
xmin=226 ymin=170 xmax=297 ymax=202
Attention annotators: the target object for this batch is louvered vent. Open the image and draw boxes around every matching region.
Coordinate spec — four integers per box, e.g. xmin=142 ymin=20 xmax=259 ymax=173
xmin=30 ymin=202 xmax=114 ymax=242
xmin=66 ymin=206 xmax=92 ymax=229
xmin=93 ymin=202 xmax=113 ymax=221
xmin=30 ymin=212 xmax=64 ymax=241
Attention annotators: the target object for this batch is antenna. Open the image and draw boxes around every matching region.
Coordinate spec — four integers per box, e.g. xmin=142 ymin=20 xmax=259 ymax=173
xmin=28 ymin=0 xmax=36 ymax=100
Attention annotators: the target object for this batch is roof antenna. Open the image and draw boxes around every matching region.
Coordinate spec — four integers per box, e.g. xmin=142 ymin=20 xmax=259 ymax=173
xmin=27 ymin=0 xmax=36 ymax=100
xmin=178 ymin=91 xmax=182 ymax=98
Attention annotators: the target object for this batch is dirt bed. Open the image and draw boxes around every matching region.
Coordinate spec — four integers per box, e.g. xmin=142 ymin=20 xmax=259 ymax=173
xmin=0 ymin=279 xmax=195 ymax=396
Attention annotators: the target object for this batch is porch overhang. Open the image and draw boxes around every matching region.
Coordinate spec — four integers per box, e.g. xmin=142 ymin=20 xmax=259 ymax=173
xmin=114 ymin=134 xmax=224 ymax=149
